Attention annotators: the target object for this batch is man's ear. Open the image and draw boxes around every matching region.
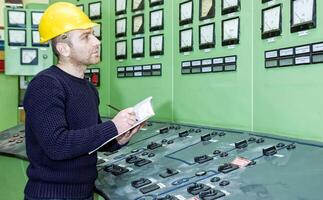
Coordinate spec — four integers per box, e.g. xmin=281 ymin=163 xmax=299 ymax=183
xmin=56 ymin=42 xmax=71 ymax=57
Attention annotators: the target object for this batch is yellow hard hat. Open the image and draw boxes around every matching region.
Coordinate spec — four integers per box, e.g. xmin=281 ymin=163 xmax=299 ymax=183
xmin=39 ymin=2 xmax=98 ymax=43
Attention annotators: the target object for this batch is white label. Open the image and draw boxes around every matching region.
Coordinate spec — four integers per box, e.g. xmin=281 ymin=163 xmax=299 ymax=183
xmin=134 ymin=71 xmax=142 ymax=76
xmin=10 ymin=47 xmax=18 ymax=50
xmin=295 ymin=46 xmax=310 ymax=55
xmin=313 ymin=43 xmax=323 ymax=52
xmin=213 ymin=58 xmax=224 ymax=64
xmin=152 ymin=64 xmax=161 ymax=69
xmin=85 ymin=69 xmax=91 ymax=73
xmin=126 ymin=67 xmax=134 ymax=71
xmin=267 ymin=38 xmax=276 ymax=43
xmin=40 ymin=48 xmax=47 ymax=51
xmin=279 ymin=48 xmax=293 ymax=57
xmin=225 ymin=65 xmax=236 ymax=70
xmin=154 ymin=56 xmax=160 ymax=59
xmin=184 ymin=52 xmax=190 ymax=56
xmin=157 ymin=183 xmax=166 ymax=188
xmin=295 ymin=56 xmax=310 ymax=64
xmin=118 ymin=59 xmax=124 ymax=62
xmin=225 ymin=56 xmax=236 ymax=63
xmin=268 ymin=0 xmax=276 ymax=6
xmin=227 ymin=45 xmax=236 ymax=49
xmin=202 ymin=67 xmax=212 ymax=72
xmin=202 ymin=59 xmax=212 ymax=65
xmin=92 ymin=69 xmax=99 ymax=73
xmin=143 ymin=65 xmax=151 ymax=70
xmin=134 ymin=66 xmax=142 ymax=70
xmin=192 ymin=60 xmax=201 ymax=66
xmin=204 ymin=49 xmax=211 ymax=52
xmin=117 ymin=68 xmax=125 ymax=72
xmin=265 ymin=51 xmax=278 ymax=59
xmin=175 ymin=195 xmax=186 ymax=200
xmin=182 ymin=61 xmax=191 ymax=67
xmin=206 ymin=183 xmax=216 ymax=188
xmin=135 ymin=58 xmax=142 ymax=60
xmin=228 ymin=13 xmax=235 ymax=17
xmin=298 ymin=31 xmax=308 ymax=36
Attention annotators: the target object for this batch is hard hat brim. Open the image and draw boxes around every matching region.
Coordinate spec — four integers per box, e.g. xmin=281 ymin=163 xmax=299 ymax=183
xmin=40 ymin=22 xmax=99 ymax=44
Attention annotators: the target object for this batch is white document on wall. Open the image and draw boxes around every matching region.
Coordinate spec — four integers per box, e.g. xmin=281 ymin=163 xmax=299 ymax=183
xmin=89 ymin=96 xmax=155 ymax=154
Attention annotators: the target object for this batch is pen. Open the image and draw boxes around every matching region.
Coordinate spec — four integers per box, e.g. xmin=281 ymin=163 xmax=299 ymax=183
xmin=107 ymin=104 xmax=121 ymax=112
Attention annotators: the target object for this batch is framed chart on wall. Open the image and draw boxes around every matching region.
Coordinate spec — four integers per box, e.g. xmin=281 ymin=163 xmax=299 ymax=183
xmin=0 ymin=26 xmax=4 ymax=41
xmin=7 ymin=10 xmax=26 ymax=28
xmin=31 ymin=11 xmax=43 ymax=28
xmin=88 ymin=1 xmax=102 ymax=20
xmin=291 ymin=0 xmax=316 ymax=32
xmin=8 ymin=29 xmax=26 ymax=46
xmin=262 ymin=4 xmax=282 ymax=39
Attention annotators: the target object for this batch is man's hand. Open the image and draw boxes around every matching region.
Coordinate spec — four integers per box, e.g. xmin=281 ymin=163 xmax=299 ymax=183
xmin=116 ymin=122 xmax=146 ymax=145
xmin=111 ymin=107 xmax=137 ymax=134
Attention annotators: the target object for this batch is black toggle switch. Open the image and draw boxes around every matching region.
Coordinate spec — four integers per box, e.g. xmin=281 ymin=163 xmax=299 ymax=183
xmin=139 ymin=183 xmax=160 ymax=194
xmin=194 ymin=155 xmax=213 ymax=164
xmin=211 ymin=131 xmax=218 ymax=136
xmin=248 ymin=137 xmax=256 ymax=142
xmin=134 ymin=158 xmax=152 ymax=167
xmin=159 ymin=127 xmax=169 ymax=134
xmin=199 ymin=189 xmax=226 ymax=200
xmin=195 ymin=129 xmax=202 ymax=133
xmin=235 ymin=140 xmax=248 ymax=149
xmin=276 ymin=143 xmax=285 ymax=148
xmin=219 ymin=152 xmax=228 ymax=157
xmin=262 ymin=146 xmax=277 ymax=156
xmin=161 ymin=139 xmax=168 ymax=144
xmin=256 ymin=138 xmax=265 ymax=143
xmin=210 ymin=176 xmax=221 ymax=183
xmin=213 ymin=150 xmax=221 ymax=155
xmin=159 ymin=168 xmax=179 ymax=178
xmin=103 ymin=164 xmax=129 ymax=176
xmin=201 ymin=134 xmax=212 ymax=141
xmin=218 ymin=163 xmax=239 ymax=173
xmin=187 ymin=183 xmax=211 ymax=195
xmin=286 ymin=144 xmax=296 ymax=150
xmin=218 ymin=132 xmax=226 ymax=137
xmin=147 ymin=142 xmax=162 ymax=150
xmin=178 ymin=130 xmax=189 ymax=137
xmin=148 ymin=153 xmax=155 ymax=158
xmin=219 ymin=180 xmax=230 ymax=187
xmin=131 ymin=178 xmax=152 ymax=188
xmin=125 ymin=155 xmax=141 ymax=164
xmin=167 ymin=140 xmax=174 ymax=144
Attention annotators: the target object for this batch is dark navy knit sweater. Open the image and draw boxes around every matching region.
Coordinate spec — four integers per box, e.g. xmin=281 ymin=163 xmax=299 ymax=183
xmin=24 ymin=65 xmax=120 ymax=199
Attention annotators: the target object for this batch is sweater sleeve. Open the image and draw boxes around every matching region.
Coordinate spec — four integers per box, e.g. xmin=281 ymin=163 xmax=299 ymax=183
xmin=97 ymin=114 xmax=123 ymax=152
xmin=24 ymin=75 xmax=118 ymax=160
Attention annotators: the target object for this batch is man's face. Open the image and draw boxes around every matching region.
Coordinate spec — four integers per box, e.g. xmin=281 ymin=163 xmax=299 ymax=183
xmin=68 ymin=28 xmax=101 ymax=66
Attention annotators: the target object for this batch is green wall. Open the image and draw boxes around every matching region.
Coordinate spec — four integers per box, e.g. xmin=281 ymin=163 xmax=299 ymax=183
xmin=47 ymin=0 xmax=323 ymax=142
xmin=0 ymin=75 xmax=18 ymax=131
xmin=253 ymin=0 xmax=323 ymax=141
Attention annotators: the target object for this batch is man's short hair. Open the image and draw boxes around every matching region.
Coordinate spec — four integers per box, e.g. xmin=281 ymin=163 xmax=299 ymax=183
xmin=51 ymin=33 xmax=72 ymax=57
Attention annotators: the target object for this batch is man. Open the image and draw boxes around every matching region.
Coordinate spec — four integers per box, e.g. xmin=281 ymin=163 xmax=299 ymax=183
xmin=23 ymin=2 xmax=141 ymax=200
